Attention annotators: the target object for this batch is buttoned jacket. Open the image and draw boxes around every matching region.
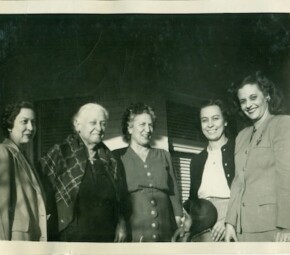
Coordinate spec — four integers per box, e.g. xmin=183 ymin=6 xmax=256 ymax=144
xmin=226 ymin=115 xmax=290 ymax=233
xmin=0 ymin=139 xmax=47 ymax=241
xmin=189 ymin=139 xmax=235 ymax=200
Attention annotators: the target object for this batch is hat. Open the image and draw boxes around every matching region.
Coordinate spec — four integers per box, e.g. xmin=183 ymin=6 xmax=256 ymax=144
xmin=183 ymin=198 xmax=218 ymax=236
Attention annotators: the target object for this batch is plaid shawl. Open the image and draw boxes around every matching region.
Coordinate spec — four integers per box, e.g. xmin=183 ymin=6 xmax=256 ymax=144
xmin=40 ymin=134 xmax=120 ymax=208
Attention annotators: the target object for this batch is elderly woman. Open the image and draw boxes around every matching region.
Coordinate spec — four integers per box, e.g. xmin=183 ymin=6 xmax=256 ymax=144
xmin=40 ymin=103 xmax=126 ymax=242
xmin=189 ymin=99 xmax=235 ymax=242
xmin=225 ymin=71 xmax=290 ymax=242
xmin=0 ymin=101 xmax=47 ymax=241
xmin=114 ymin=103 xmax=183 ymax=242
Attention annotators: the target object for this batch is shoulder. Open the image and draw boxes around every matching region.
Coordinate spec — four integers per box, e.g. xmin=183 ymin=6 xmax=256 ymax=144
xmin=112 ymin=147 xmax=128 ymax=158
xmin=151 ymin=148 xmax=171 ymax=158
xmin=270 ymin=115 xmax=290 ymax=127
xmin=0 ymin=144 xmax=9 ymax=161
xmin=236 ymin=126 xmax=252 ymax=142
xmin=190 ymin=148 xmax=207 ymax=165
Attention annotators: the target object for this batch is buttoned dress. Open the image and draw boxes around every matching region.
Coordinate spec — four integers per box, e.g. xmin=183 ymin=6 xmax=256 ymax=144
xmin=119 ymin=147 xmax=183 ymax=242
xmin=225 ymin=115 xmax=290 ymax=241
xmin=0 ymin=139 xmax=47 ymax=241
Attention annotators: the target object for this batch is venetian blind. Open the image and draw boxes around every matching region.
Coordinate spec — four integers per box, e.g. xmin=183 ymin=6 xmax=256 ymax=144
xmin=166 ymin=101 xmax=206 ymax=201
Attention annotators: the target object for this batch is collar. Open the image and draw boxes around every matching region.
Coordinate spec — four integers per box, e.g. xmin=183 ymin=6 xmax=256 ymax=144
xmin=3 ymin=138 xmax=21 ymax=152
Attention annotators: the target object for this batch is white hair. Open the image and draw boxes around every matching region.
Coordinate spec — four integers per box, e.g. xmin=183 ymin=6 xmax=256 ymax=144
xmin=73 ymin=103 xmax=109 ymax=131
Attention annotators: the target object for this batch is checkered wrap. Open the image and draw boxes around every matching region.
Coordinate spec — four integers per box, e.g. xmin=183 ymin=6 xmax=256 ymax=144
xmin=40 ymin=134 xmax=120 ymax=207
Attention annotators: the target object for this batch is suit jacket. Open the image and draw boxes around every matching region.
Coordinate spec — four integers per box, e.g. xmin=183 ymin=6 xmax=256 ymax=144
xmin=0 ymin=139 xmax=47 ymax=241
xmin=225 ymin=115 xmax=290 ymax=233
xmin=189 ymin=139 xmax=235 ymax=200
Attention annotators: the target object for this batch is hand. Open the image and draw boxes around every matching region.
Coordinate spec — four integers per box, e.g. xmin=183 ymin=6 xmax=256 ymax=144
xmin=114 ymin=218 xmax=126 ymax=242
xmin=171 ymin=211 xmax=192 ymax=242
xmin=224 ymin=223 xmax=238 ymax=242
xmin=275 ymin=229 xmax=290 ymax=242
xmin=211 ymin=219 xmax=225 ymax=242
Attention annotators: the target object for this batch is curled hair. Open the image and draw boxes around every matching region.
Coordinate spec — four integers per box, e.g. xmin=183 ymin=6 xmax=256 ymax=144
xmin=228 ymin=71 xmax=285 ymax=115
xmin=1 ymin=101 xmax=35 ymax=138
xmin=121 ymin=102 xmax=156 ymax=142
xmin=199 ymin=99 xmax=231 ymax=138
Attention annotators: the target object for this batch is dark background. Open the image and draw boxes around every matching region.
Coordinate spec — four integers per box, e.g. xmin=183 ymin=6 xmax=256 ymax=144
xmin=0 ymin=13 xmax=290 ymax=153
xmin=0 ymin=14 xmax=289 ymax=103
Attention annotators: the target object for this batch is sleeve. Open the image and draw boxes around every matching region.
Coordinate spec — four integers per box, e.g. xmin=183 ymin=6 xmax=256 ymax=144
xmin=0 ymin=145 xmax=12 ymax=240
xmin=164 ymin=150 xmax=183 ymax=217
xmin=189 ymin=153 xmax=202 ymax=200
xmin=225 ymin=134 xmax=243 ymax=227
xmin=273 ymin=116 xmax=290 ymax=229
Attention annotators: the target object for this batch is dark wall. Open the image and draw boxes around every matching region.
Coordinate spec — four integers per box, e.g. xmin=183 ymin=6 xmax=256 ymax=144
xmin=0 ymin=14 xmax=290 ymax=142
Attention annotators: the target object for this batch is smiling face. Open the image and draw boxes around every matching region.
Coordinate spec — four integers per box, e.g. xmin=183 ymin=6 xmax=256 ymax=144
xmin=237 ymin=83 xmax=269 ymax=123
xmin=75 ymin=108 xmax=107 ymax=146
xmin=128 ymin=113 xmax=153 ymax=147
xmin=200 ymin=105 xmax=226 ymax=142
xmin=10 ymin=108 xmax=36 ymax=146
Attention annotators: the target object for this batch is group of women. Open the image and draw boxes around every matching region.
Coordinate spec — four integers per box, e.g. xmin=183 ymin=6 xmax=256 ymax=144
xmin=0 ymin=71 xmax=290 ymax=242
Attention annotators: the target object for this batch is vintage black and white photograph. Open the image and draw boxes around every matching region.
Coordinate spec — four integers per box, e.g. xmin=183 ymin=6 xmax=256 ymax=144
xmin=1 ymin=2 xmax=290 ymax=254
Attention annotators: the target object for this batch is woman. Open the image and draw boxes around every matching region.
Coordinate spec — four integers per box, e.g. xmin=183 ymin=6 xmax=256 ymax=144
xmin=189 ymin=99 xmax=235 ymax=241
xmin=0 ymin=101 xmax=47 ymax=241
xmin=225 ymin=71 xmax=290 ymax=242
xmin=114 ymin=103 xmax=183 ymax=242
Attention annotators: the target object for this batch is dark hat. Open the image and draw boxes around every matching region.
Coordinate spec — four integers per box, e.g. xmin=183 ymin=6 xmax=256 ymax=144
xmin=183 ymin=198 xmax=218 ymax=236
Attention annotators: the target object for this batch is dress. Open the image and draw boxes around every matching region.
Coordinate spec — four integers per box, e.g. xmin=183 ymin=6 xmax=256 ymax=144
xmin=225 ymin=115 xmax=290 ymax=241
xmin=40 ymin=134 xmax=126 ymax=242
xmin=115 ymin=147 xmax=183 ymax=242
xmin=0 ymin=139 xmax=47 ymax=241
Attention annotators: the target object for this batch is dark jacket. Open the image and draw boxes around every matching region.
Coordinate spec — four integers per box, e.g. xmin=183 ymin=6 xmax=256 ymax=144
xmin=189 ymin=139 xmax=235 ymax=200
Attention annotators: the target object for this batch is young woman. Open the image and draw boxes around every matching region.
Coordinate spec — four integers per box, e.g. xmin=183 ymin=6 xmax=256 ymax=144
xmin=189 ymin=99 xmax=235 ymax=241
xmin=225 ymin=71 xmax=290 ymax=242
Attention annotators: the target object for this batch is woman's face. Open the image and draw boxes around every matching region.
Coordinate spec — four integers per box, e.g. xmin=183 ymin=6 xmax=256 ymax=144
xmin=9 ymin=108 xmax=36 ymax=146
xmin=128 ymin=113 xmax=153 ymax=147
xmin=200 ymin=105 xmax=226 ymax=142
xmin=237 ymin=83 xmax=269 ymax=123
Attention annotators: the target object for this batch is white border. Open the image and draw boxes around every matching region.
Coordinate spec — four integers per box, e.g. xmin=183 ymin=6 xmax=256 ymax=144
xmin=1 ymin=1 xmax=290 ymax=254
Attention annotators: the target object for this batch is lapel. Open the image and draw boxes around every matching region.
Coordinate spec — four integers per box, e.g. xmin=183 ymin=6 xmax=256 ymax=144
xmin=3 ymin=139 xmax=42 ymax=194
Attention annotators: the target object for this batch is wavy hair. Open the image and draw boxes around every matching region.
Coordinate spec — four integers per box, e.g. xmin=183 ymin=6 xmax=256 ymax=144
xmin=121 ymin=102 xmax=156 ymax=142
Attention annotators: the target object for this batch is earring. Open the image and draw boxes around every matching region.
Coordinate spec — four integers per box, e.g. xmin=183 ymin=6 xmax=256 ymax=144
xmin=266 ymin=96 xmax=271 ymax=102
xmin=225 ymin=123 xmax=228 ymax=127
xmin=8 ymin=129 xmax=12 ymax=132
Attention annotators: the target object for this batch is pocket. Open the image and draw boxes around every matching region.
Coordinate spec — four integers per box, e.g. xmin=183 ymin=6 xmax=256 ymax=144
xmin=12 ymin=218 xmax=29 ymax=232
xmin=258 ymin=195 xmax=276 ymax=206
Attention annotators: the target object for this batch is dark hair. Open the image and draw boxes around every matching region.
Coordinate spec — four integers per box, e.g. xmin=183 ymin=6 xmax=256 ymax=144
xmin=229 ymin=71 xmax=285 ymax=115
xmin=1 ymin=101 xmax=35 ymax=138
xmin=121 ymin=102 xmax=157 ymax=142
xmin=199 ymin=99 xmax=231 ymax=138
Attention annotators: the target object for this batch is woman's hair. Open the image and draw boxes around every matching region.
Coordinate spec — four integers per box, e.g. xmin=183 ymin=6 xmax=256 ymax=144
xmin=199 ymin=99 xmax=231 ymax=138
xmin=229 ymin=71 xmax=285 ymax=115
xmin=72 ymin=102 xmax=109 ymax=132
xmin=121 ymin=102 xmax=157 ymax=142
xmin=1 ymin=101 xmax=35 ymax=138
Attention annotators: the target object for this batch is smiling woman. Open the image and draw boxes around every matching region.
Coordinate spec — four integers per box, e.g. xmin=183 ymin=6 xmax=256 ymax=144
xmin=186 ymin=99 xmax=235 ymax=242
xmin=113 ymin=102 xmax=183 ymax=242
xmin=0 ymin=101 xmax=47 ymax=241
xmin=225 ymin=71 xmax=290 ymax=242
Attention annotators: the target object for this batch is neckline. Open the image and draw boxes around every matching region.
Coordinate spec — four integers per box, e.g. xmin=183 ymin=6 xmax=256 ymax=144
xmin=128 ymin=146 xmax=151 ymax=163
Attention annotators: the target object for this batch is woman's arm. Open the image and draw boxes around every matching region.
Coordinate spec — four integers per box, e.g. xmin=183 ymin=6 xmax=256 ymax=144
xmin=272 ymin=116 xmax=290 ymax=239
xmin=0 ymin=145 xmax=12 ymax=240
xmin=164 ymin=151 xmax=183 ymax=217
